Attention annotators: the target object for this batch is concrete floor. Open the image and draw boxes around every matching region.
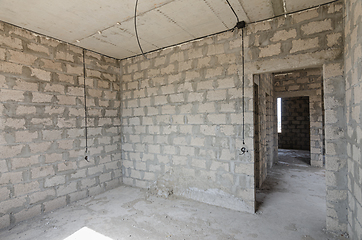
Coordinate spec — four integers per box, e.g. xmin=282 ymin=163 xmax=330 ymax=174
xmin=0 ymin=149 xmax=348 ymax=240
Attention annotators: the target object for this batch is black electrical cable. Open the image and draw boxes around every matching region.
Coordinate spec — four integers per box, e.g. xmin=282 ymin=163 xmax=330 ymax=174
xmin=225 ymin=0 xmax=239 ymax=23
xmin=82 ymin=49 xmax=89 ymax=162
xmin=134 ymin=0 xmax=148 ymax=59
xmin=225 ymin=0 xmax=244 ymax=31
xmin=241 ymin=27 xmax=245 ymax=145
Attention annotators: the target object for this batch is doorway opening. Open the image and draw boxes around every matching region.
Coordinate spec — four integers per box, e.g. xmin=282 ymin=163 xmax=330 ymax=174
xmin=278 ymin=96 xmax=311 ymax=164
xmin=273 ymin=68 xmax=324 ymax=167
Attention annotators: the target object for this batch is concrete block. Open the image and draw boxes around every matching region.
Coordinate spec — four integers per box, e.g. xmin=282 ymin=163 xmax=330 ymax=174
xmin=205 ymin=67 xmax=223 ymax=79
xmin=148 ymin=144 xmax=160 ymax=154
xmin=208 ymin=44 xmax=225 ymax=55
xmin=14 ymin=205 xmax=41 ymax=224
xmin=80 ymin=178 xmax=96 ymax=188
xmin=208 ymin=114 xmax=227 ymax=124
xmin=253 ymin=21 xmax=271 ymax=32
xmin=210 ymin=161 xmax=229 ymax=171
xmin=0 ymin=187 xmax=10 ymax=202
xmin=301 ymin=19 xmax=333 ymax=35
xmin=31 ymin=68 xmax=51 ymax=81
xmin=15 ymin=130 xmax=37 ymax=142
xmin=259 ymin=43 xmax=281 ymax=58
xmin=57 ymin=182 xmax=78 ymax=196
xmin=12 ymin=155 xmax=39 ymax=169
xmin=32 ymin=166 xmax=55 ymax=179
xmin=44 ymin=84 xmax=65 ymax=94
xmin=220 ymin=149 xmax=235 ymax=160
xmin=187 ymin=114 xmax=204 ymax=124
xmin=44 ymin=196 xmax=67 ymax=213
xmin=292 ymin=9 xmax=319 ymax=23
xmin=207 ymin=90 xmax=227 ymax=101
xmin=180 ymin=146 xmax=194 ymax=156
xmin=0 ymin=89 xmax=24 ymax=102
xmin=0 ymin=145 xmax=23 ymax=159
xmin=14 ymin=182 xmax=39 ymax=197
xmin=191 ymin=159 xmax=206 ymax=169
xmin=188 ymin=92 xmax=204 ymax=102
xmin=29 ymin=189 xmax=56 ymax=204
xmin=0 ymin=35 xmax=22 ymax=49
xmin=44 ymin=175 xmax=65 ymax=187
xmin=200 ymin=125 xmax=216 ymax=135
xmin=0 ymin=62 xmax=23 ymax=74
xmin=58 ymin=73 xmax=74 ymax=84
xmin=69 ymin=188 xmax=87 ymax=202
xmin=179 ymin=61 xmax=193 ymax=71
xmin=327 ymin=33 xmax=342 ymax=47
xmin=217 ymin=54 xmax=236 ymax=64
xmin=9 ymin=50 xmax=37 ymax=66
xmin=188 ymin=48 xmax=203 ymax=59
xmin=198 ymin=103 xmax=215 ymax=113
xmin=154 ymin=96 xmax=168 ymax=105
xmin=0 ymin=215 xmax=10 ymax=230
xmin=217 ymin=78 xmax=234 ymax=89
xmin=270 ymin=29 xmax=297 ymax=42
xmin=163 ymin=145 xmax=176 ymax=155
xmin=197 ymin=80 xmax=214 ymax=90
xmin=162 ymin=105 xmax=176 ymax=115
xmin=172 ymin=156 xmax=188 ymax=166
xmin=290 ymin=38 xmax=319 ymax=53
xmin=32 ymin=92 xmax=53 ymax=103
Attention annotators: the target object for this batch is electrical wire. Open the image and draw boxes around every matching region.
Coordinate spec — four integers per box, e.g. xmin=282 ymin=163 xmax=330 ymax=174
xmin=82 ymin=49 xmax=89 ymax=162
xmin=225 ymin=0 xmax=239 ymax=23
xmin=134 ymin=0 xmax=148 ymax=59
xmin=241 ymin=27 xmax=245 ymax=145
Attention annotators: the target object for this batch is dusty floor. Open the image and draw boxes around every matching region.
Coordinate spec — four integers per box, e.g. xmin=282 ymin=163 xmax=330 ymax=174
xmin=0 ymin=149 xmax=348 ymax=240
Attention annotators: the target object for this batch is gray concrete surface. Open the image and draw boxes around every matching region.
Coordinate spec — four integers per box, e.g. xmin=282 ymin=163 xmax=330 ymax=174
xmin=0 ymin=149 xmax=348 ymax=240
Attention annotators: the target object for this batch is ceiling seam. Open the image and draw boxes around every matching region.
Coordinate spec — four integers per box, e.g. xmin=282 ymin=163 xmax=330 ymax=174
xmin=203 ymin=0 xmax=229 ymax=29
xmin=120 ymin=0 xmax=340 ymax=61
xmin=156 ymin=9 xmax=196 ymax=39
xmin=0 ymin=0 xmax=341 ymax=61
xmin=74 ymin=0 xmax=179 ymax=43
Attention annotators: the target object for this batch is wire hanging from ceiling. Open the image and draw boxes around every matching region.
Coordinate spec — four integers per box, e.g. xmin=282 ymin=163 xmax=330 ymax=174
xmin=241 ymin=27 xmax=245 ymax=146
xmin=134 ymin=0 xmax=148 ymax=59
xmin=82 ymin=49 xmax=89 ymax=162
xmin=225 ymin=0 xmax=247 ymax=152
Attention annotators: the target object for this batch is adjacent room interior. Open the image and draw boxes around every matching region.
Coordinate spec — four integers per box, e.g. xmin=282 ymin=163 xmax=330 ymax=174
xmin=0 ymin=0 xmax=361 ymax=239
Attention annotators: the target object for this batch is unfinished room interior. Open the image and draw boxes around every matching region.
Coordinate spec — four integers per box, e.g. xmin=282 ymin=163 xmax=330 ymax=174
xmin=0 ymin=0 xmax=361 ymax=239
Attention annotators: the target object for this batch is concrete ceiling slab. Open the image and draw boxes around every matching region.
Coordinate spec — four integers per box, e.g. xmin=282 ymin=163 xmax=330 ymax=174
xmin=237 ymin=0 xmax=274 ymax=22
xmin=0 ymin=0 xmax=336 ymax=59
xmin=285 ymin=0 xmax=333 ymax=12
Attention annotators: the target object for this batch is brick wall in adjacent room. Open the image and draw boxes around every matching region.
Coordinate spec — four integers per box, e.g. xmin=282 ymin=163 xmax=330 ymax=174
xmin=278 ymin=97 xmax=310 ymax=150
xmin=0 ymin=22 xmax=122 ymax=229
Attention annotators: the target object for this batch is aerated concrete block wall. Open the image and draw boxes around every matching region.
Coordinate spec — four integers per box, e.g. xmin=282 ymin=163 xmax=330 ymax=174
xmin=0 ymin=22 xmax=122 ymax=229
xmin=254 ymin=73 xmax=275 ymax=188
xmin=244 ymin=1 xmax=347 ymax=232
xmin=120 ymin=31 xmax=255 ymax=212
xmin=278 ymin=97 xmax=310 ymax=151
xmin=274 ymin=68 xmax=324 ymax=166
xmin=344 ymin=0 xmax=362 ymax=238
